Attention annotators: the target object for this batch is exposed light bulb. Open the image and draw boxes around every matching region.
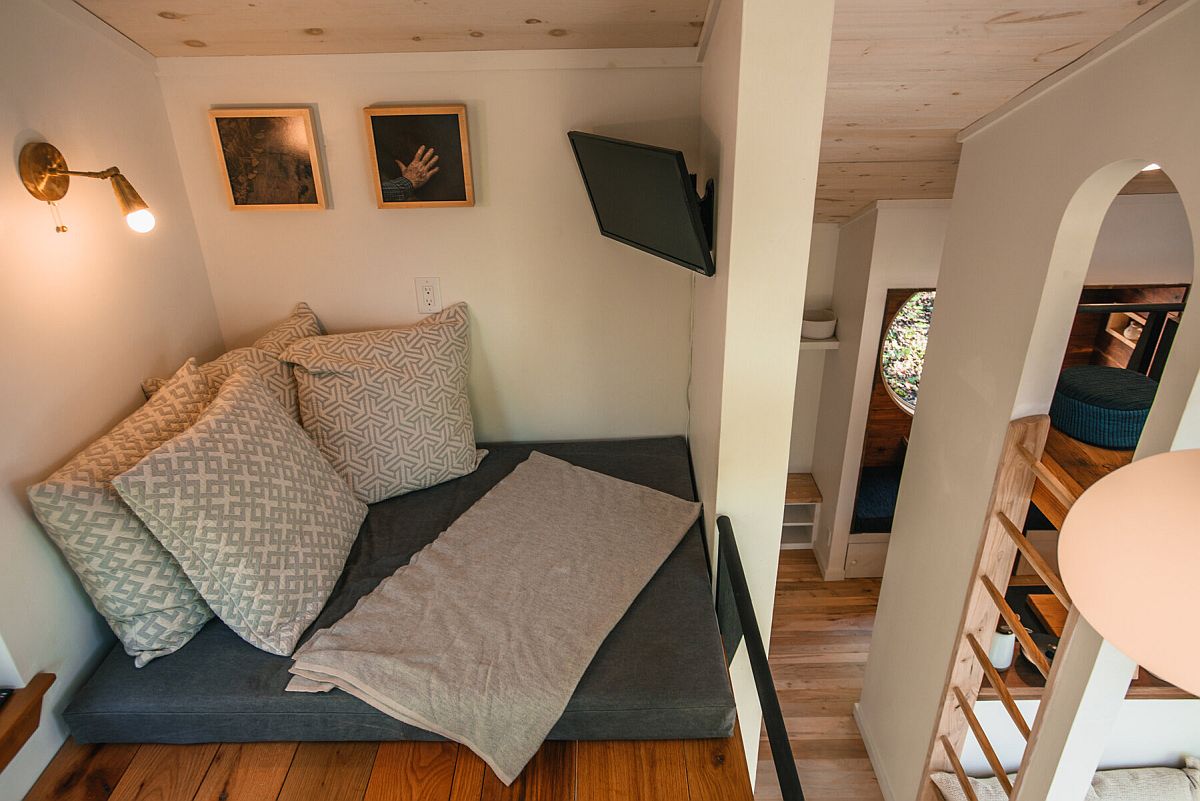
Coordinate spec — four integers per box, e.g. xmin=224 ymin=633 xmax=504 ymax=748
xmin=1142 ymin=162 xmax=1162 ymax=172
xmin=126 ymin=209 xmax=156 ymax=233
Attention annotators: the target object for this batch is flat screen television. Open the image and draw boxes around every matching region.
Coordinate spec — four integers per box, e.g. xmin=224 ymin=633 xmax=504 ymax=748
xmin=568 ymin=131 xmax=715 ymax=276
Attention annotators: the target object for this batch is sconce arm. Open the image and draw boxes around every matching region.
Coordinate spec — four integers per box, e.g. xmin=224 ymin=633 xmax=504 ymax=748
xmin=47 ymin=166 xmax=121 ymax=181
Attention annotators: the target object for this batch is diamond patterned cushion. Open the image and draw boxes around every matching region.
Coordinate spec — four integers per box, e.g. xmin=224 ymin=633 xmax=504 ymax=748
xmin=142 ymin=302 xmax=324 ymax=420
xmin=28 ymin=360 xmax=214 ymax=667
xmin=281 ymin=303 xmax=483 ymax=503
xmin=114 ymin=367 xmax=367 ymax=656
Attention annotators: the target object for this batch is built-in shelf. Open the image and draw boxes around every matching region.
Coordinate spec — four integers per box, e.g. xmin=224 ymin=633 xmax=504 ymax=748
xmin=799 ymin=337 xmax=840 ymax=351
xmin=781 ymin=473 xmax=822 ymax=550
xmin=0 ymin=672 xmax=55 ymax=772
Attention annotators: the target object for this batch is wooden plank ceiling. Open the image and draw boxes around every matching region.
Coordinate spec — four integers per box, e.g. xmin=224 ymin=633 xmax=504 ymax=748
xmin=75 ymin=0 xmax=1172 ymax=223
xmin=817 ymin=0 xmax=1168 ymax=222
xmin=71 ymin=0 xmax=708 ymax=56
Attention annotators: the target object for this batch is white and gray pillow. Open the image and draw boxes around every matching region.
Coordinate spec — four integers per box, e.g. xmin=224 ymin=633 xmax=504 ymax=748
xmin=1090 ymin=758 xmax=1200 ymax=800
xmin=142 ymin=302 xmax=323 ymax=420
xmin=28 ymin=360 xmax=214 ymax=667
xmin=114 ymin=367 xmax=367 ymax=656
xmin=932 ymin=759 xmax=1200 ymax=801
xmin=281 ymin=302 xmax=483 ymax=504
xmin=931 ymin=772 xmax=1098 ymax=801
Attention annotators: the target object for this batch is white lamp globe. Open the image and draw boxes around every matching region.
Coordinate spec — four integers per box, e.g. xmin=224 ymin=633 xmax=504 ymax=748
xmin=125 ymin=209 xmax=156 ymax=233
xmin=1059 ymin=449 xmax=1200 ymax=694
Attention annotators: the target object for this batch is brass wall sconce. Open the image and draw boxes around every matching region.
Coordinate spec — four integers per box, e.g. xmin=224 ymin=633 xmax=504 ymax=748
xmin=19 ymin=142 xmax=156 ymax=234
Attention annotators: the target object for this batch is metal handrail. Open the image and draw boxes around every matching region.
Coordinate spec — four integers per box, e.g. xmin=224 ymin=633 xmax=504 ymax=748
xmin=715 ymin=514 xmax=805 ymax=801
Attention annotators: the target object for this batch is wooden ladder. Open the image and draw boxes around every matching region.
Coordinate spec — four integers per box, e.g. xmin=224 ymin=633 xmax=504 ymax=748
xmin=922 ymin=415 xmax=1080 ymax=801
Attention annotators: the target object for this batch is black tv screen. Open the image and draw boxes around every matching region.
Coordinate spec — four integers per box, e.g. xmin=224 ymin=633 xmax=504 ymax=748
xmin=568 ymin=131 xmax=715 ymax=276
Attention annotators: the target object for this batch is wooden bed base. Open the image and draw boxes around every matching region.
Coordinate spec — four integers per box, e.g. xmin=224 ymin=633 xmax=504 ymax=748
xmin=24 ymin=727 xmax=753 ymax=801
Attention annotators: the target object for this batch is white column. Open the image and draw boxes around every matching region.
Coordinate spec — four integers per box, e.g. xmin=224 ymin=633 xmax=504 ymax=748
xmin=1011 ymin=613 xmax=1135 ymax=801
xmin=691 ymin=0 xmax=835 ymax=779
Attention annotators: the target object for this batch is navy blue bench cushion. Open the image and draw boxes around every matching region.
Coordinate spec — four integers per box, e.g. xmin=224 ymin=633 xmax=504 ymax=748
xmin=1050 ymin=366 xmax=1157 ymax=450
xmin=852 ymin=465 xmax=903 ymax=533
xmin=65 ymin=437 xmax=735 ymax=744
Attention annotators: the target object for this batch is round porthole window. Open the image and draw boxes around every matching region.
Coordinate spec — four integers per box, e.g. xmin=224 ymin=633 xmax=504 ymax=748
xmin=881 ymin=290 xmax=935 ymax=415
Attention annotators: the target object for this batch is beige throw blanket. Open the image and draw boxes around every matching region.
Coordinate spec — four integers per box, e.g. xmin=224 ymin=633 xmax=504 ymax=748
xmin=287 ymin=451 xmax=702 ymax=784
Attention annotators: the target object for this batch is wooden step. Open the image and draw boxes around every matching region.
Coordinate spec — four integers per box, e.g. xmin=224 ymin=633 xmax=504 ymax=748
xmin=0 ymin=673 xmax=54 ymax=773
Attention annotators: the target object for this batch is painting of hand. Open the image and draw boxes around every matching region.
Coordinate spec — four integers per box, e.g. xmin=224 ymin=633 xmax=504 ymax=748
xmin=367 ymin=105 xmax=472 ymax=207
xmin=397 ymin=145 xmax=440 ymax=190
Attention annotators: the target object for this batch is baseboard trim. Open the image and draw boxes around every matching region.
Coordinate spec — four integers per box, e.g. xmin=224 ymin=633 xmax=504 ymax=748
xmin=854 ymin=701 xmax=900 ymax=801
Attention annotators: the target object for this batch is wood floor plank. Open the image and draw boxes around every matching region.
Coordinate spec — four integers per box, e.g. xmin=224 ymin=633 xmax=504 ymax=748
xmin=192 ymin=742 xmax=297 ymax=801
xmin=276 ymin=742 xmax=378 ymax=801
xmin=756 ymin=549 xmax=884 ymax=801
xmin=683 ymin=724 xmax=753 ymax=801
xmin=447 ymin=748 xmax=487 ymax=801
xmin=106 ymin=743 xmax=219 ymax=801
xmin=576 ymin=740 xmax=688 ymax=801
xmin=481 ymin=740 xmax=573 ymax=801
xmin=364 ymin=742 xmax=458 ymax=801
xmin=22 ymin=739 xmax=139 ymax=801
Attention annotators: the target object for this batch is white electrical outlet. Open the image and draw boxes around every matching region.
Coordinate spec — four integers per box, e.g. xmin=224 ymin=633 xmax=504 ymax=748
xmin=415 ymin=277 xmax=442 ymax=314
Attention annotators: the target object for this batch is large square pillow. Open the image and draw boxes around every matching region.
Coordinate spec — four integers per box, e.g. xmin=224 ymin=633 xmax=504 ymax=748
xmin=28 ymin=360 xmax=213 ymax=667
xmin=142 ymin=302 xmax=324 ymax=419
xmin=114 ymin=367 xmax=367 ymax=656
xmin=281 ymin=302 xmax=483 ymax=503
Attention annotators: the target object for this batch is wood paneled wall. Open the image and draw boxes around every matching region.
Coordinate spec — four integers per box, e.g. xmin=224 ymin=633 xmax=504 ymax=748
xmin=861 ymin=288 xmax=928 ymax=468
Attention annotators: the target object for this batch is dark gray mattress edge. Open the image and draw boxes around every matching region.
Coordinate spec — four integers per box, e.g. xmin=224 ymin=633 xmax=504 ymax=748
xmin=64 ymin=704 xmax=737 ymax=744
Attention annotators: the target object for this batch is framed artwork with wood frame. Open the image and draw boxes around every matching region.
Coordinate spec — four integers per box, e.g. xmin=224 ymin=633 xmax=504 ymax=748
xmin=364 ymin=105 xmax=474 ymax=208
xmin=208 ymin=107 xmax=326 ymax=211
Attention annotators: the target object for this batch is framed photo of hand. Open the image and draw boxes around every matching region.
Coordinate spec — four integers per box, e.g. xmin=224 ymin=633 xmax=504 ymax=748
xmin=364 ymin=105 xmax=474 ymax=208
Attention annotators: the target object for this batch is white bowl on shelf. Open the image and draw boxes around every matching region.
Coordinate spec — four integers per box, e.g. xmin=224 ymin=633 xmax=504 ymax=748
xmin=802 ymin=309 xmax=837 ymax=340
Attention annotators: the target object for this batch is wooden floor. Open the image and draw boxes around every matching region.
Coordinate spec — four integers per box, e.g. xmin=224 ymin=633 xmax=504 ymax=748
xmin=25 ymin=726 xmax=753 ymax=801
xmin=754 ymin=550 xmax=884 ymax=801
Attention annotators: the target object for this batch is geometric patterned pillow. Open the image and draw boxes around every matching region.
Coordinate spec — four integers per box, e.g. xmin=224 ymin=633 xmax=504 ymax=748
xmin=249 ymin=301 xmax=325 ymax=355
xmin=141 ymin=302 xmax=324 ymax=420
xmin=280 ymin=302 xmax=483 ymax=504
xmin=28 ymin=360 xmax=214 ymax=667
xmin=1090 ymin=761 xmax=1200 ymax=800
xmin=931 ymin=772 xmax=1101 ymax=801
xmin=113 ymin=367 xmax=367 ymax=656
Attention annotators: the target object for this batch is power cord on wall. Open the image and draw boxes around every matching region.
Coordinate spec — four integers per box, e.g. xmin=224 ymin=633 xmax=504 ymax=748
xmin=685 ymin=272 xmax=696 ymax=445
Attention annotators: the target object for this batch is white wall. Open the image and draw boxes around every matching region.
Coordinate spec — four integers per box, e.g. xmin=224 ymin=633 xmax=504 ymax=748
xmin=788 ymin=223 xmax=839 ymax=473
xmin=808 ymin=193 xmax=1191 ymax=579
xmin=964 ymin=699 xmax=1200 ymax=775
xmin=856 ymin=1 xmax=1200 ymax=797
xmin=810 ymin=201 xmax=949 ymax=577
xmin=959 ymin=193 xmax=1197 ymax=781
xmin=690 ymin=0 xmax=834 ymax=777
xmin=157 ymin=50 xmax=701 ymax=443
xmin=0 ymin=1 xmax=223 ymax=796
xmin=1089 ymin=193 xmax=1194 ymax=285
xmin=810 ymin=210 xmax=876 ymax=573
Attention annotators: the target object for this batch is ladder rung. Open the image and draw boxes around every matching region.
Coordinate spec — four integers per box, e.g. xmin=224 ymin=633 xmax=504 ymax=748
xmin=953 ymin=686 xmax=1014 ymax=796
xmin=1016 ymin=443 xmax=1078 ymax=513
xmin=940 ymin=735 xmax=981 ymax=801
xmin=981 ymin=575 xmax=1052 ymax=679
xmin=966 ymin=632 xmax=1031 ymax=740
xmin=996 ymin=512 xmax=1072 ymax=608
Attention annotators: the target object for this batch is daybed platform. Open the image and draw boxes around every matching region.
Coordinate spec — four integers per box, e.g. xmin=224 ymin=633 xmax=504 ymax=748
xmin=27 ymin=726 xmax=754 ymax=801
xmin=65 ymin=437 xmax=736 ymax=745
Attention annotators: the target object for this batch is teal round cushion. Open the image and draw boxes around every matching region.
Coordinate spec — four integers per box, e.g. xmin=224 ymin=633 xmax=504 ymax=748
xmin=1049 ymin=366 xmax=1157 ymax=449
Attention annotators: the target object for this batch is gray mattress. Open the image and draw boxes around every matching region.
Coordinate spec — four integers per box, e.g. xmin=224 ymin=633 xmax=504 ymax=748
xmin=65 ymin=437 xmax=736 ymax=744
